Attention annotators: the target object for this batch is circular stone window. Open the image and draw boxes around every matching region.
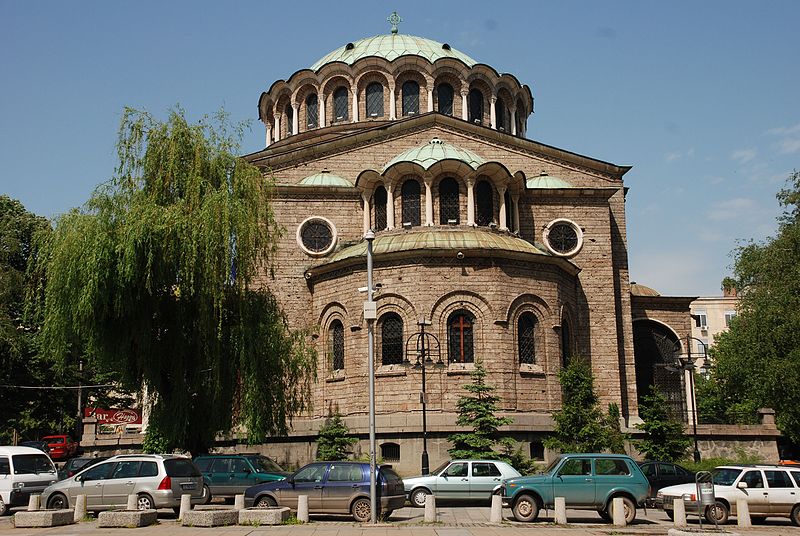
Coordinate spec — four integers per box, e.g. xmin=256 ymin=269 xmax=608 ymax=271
xmin=543 ymin=219 xmax=583 ymax=257
xmin=297 ymin=216 xmax=337 ymax=256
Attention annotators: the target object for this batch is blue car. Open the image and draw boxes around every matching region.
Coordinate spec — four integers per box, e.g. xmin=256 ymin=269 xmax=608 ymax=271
xmin=244 ymin=461 xmax=405 ymax=522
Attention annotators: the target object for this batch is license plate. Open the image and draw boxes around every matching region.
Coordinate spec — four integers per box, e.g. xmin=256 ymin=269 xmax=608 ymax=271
xmin=181 ymin=483 xmax=196 ymax=490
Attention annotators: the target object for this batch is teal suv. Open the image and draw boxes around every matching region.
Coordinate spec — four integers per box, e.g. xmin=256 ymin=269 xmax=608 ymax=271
xmin=501 ymin=453 xmax=650 ymax=523
xmin=193 ymin=454 xmax=289 ymax=502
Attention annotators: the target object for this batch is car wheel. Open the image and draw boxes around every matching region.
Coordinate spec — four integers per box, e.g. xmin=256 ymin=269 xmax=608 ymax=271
xmin=597 ymin=508 xmax=611 ymax=521
xmin=351 ymin=497 xmax=371 ymax=523
xmin=137 ymin=494 xmax=154 ymax=510
xmin=255 ymin=495 xmax=277 ymax=508
xmin=0 ymin=496 xmax=7 ymax=516
xmin=201 ymin=484 xmax=211 ymax=505
xmin=512 ymin=494 xmax=540 ymax=522
xmin=604 ymin=496 xmax=636 ymax=524
xmin=410 ymin=488 xmax=429 ymax=508
xmin=665 ymin=510 xmax=674 ymax=521
xmin=791 ymin=504 xmax=800 ymax=527
xmin=47 ymin=493 xmax=69 ymax=510
xmin=705 ymin=501 xmax=729 ymax=524
xmin=380 ymin=509 xmax=394 ymax=521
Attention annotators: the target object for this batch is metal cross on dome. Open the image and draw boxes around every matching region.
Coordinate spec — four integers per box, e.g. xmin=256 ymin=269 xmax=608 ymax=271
xmin=387 ymin=11 xmax=402 ymax=34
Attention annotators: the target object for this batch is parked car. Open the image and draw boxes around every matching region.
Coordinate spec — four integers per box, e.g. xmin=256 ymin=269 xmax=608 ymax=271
xmin=57 ymin=456 xmax=111 ymax=481
xmin=41 ymin=454 xmax=206 ymax=512
xmin=638 ymin=461 xmax=695 ymax=500
xmin=657 ymin=464 xmax=800 ymax=525
xmin=500 ymin=453 xmax=650 ymax=524
xmin=193 ymin=453 xmax=289 ymax=502
xmin=41 ymin=435 xmax=79 ymax=461
xmin=18 ymin=441 xmax=50 ymax=455
xmin=244 ymin=461 xmax=405 ymax=522
xmin=403 ymin=459 xmax=520 ymax=507
xmin=0 ymin=446 xmax=59 ymax=515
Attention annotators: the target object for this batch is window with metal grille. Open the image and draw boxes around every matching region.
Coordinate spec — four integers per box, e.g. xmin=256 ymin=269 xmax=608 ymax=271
xmin=330 ymin=319 xmax=344 ymax=371
xmin=439 ymin=177 xmax=460 ymax=224
xmin=504 ymin=191 xmax=513 ymax=230
xmin=402 ymin=81 xmax=419 ymax=116
xmin=380 ymin=443 xmax=400 ymax=462
xmin=381 ymin=313 xmax=404 ymax=365
xmin=496 ymin=98 xmax=506 ymax=131
xmin=475 ymin=180 xmax=493 ymax=226
xmin=469 ymin=89 xmax=483 ymax=123
xmin=448 ymin=311 xmax=474 ymax=363
xmin=366 ymin=82 xmax=384 ymax=118
xmin=437 ymin=84 xmax=453 ymax=115
xmin=284 ymin=104 xmax=293 ymax=135
xmin=518 ymin=313 xmax=536 ymax=364
xmin=306 ymin=94 xmax=318 ymax=128
xmin=334 ymin=87 xmax=348 ymax=121
xmin=401 ymin=178 xmax=421 ymax=226
xmin=547 ymin=222 xmax=579 ymax=254
xmin=373 ymin=186 xmax=387 ymax=230
xmin=300 ymin=219 xmax=333 ymax=253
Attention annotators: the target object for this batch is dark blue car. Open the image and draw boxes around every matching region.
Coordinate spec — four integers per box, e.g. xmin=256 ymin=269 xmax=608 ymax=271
xmin=244 ymin=461 xmax=405 ymax=522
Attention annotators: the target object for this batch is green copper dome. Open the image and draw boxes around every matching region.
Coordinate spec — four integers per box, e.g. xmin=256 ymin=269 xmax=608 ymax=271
xmin=298 ymin=170 xmax=354 ymax=187
xmin=311 ymin=34 xmax=477 ymax=71
xmin=526 ymin=173 xmax=573 ymax=189
xmin=384 ymin=138 xmax=485 ymax=172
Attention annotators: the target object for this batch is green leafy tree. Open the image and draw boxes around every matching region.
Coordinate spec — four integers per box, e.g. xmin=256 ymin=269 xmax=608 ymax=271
xmin=32 ymin=108 xmax=316 ymax=453
xmin=703 ymin=170 xmax=800 ymax=442
xmin=448 ymin=359 xmax=513 ymax=459
xmin=316 ymin=413 xmax=357 ymax=461
xmin=634 ymin=389 xmax=691 ymax=461
xmin=544 ymin=358 xmax=621 ymax=453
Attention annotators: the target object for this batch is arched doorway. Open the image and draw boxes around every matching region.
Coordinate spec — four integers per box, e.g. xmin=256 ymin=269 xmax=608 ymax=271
xmin=633 ymin=319 xmax=686 ymax=421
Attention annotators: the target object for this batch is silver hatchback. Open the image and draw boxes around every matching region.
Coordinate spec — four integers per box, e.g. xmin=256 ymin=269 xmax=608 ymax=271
xmin=41 ymin=454 xmax=205 ymax=511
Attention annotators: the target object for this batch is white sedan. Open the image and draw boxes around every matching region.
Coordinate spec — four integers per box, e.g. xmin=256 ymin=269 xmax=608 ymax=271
xmin=403 ymin=459 xmax=521 ymax=507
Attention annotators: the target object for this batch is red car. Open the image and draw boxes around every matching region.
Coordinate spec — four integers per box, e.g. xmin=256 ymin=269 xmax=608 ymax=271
xmin=41 ymin=435 xmax=78 ymax=460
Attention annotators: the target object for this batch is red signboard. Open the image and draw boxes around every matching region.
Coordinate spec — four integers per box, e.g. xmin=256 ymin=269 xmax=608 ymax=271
xmin=84 ymin=407 xmax=142 ymax=425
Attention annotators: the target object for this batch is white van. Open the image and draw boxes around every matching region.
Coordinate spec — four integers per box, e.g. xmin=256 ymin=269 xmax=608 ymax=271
xmin=0 ymin=446 xmax=58 ymax=515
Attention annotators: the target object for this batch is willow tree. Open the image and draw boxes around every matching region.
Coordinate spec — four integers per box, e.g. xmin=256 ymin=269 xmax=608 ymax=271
xmin=33 ymin=108 xmax=316 ymax=453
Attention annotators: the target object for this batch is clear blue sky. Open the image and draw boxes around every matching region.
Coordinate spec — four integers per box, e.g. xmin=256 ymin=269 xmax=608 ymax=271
xmin=1 ymin=0 xmax=797 ymax=296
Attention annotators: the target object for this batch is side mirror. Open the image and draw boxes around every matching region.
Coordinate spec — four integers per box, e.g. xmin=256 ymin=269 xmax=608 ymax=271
xmin=74 ymin=475 xmax=82 ymax=482
xmin=286 ymin=476 xmax=295 ymax=485
xmin=737 ymin=481 xmax=749 ymax=489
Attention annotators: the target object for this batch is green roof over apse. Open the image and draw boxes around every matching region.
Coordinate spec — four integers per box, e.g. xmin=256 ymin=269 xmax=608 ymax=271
xmin=310 ymin=34 xmax=477 ymax=71
xmin=297 ymin=170 xmax=354 ymax=187
xmin=526 ymin=173 xmax=573 ymax=189
xmin=384 ymin=138 xmax=486 ymax=172
xmin=321 ymin=228 xmax=549 ymax=266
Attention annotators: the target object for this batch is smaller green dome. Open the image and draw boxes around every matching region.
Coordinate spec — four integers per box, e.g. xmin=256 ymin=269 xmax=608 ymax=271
xmin=384 ymin=138 xmax=486 ymax=172
xmin=526 ymin=172 xmax=573 ymax=189
xmin=298 ymin=170 xmax=354 ymax=187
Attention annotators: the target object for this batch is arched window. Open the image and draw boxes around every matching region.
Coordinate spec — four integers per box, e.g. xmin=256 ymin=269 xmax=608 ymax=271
xmin=439 ymin=177 xmax=460 ymax=224
xmin=366 ymin=82 xmax=384 ymax=118
xmin=330 ymin=319 xmax=344 ymax=371
xmin=401 ymin=178 xmax=421 ymax=226
xmin=448 ymin=310 xmax=474 ymax=363
xmin=402 ymin=81 xmax=419 ymax=116
xmin=380 ymin=442 xmax=400 ymax=462
xmin=381 ymin=313 xmax=404 ymax=365
xmin=306 ymin=94 xmax=318 ymax=128
xmin=475 ymin=180 xmax=493 ymax=226
xmin=333 ymin=86 xmax=349 ymax=122
xmin=561 ymin=319 xmax=572 ymax=367
xmin=468 ymin=88 xmax=484 ymax=123
xmin=516 ymin=99 xmax=525 ymax=135
xmin=373 ymin=186 xmax=387 ymax=231
xmin=437 ymin=84 xmax=453 ymax=116
xmin=284 ymin=104 xmax=294 ymax=136
xmin=504 ymin=190 xmax=513 ymax=230
xmin=518 ymin=313 xmax=536 ymax=365
xmin=496 ymin=98 xmax=506 ymax=131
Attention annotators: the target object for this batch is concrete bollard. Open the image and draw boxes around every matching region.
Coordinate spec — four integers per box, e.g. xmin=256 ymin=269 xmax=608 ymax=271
xmin=234 ymin=494 xmax=245 ymax=510
xmin=673 ymin=498 xmax=687 ymax=527
xmin=126 ymin=494 xmax=138 ymax=511
xmin=554 ymin=496 xmax=567 ymax=525
xmin=179 ymin=494 xmax=191 ymax=520
xmin=424 ymin=493 xmax=437 ymax=523
xmin=612 ymin=497 xmax=626 ymax=527
xmin=490 ymin=494 xmax=503 ymax=523
xmin=74 ymin=495 xmax=87 ymax=522
xmin=297 ymin=494 xmax=309 ymax=523
xmin=27 ymin=494 xmax=40 ymax=511
xmin=737 ymin=499 xmax=751 ymax=528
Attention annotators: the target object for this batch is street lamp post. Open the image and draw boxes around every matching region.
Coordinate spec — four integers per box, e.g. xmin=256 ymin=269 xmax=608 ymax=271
xmin=673 ymin=335 xmax=709 ymax=463
xmin=364 ymin=230 xmax=377 ymax=524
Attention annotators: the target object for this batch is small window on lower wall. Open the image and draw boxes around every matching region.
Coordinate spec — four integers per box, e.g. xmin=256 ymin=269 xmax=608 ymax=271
xmin=530 ymin=441 xmax=544 ymax=461
xmin=381 ymin=442 xmax=400 ymax=462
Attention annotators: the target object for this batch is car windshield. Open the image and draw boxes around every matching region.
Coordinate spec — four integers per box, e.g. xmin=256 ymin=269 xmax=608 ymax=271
xmin=431 ymin=461 xmax=451 ymax=476
xmin=248 ymin=456 xmax=284 ymax=474
xmin=712 ymin=468 xmax=743 ymax=486
xmin=542 ymin=457 xmax=562 ymax=474
xmin=12 ymin=454 xmax=56 ymax=474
